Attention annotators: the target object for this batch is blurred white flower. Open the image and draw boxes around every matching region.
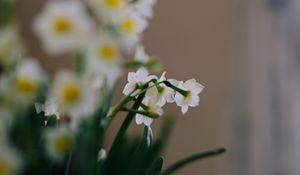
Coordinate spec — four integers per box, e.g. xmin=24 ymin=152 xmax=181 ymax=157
xmin=35 ymin=98 xmax=60 ymax=120
xmin=85 ymin=33 xmax=122 ymax=88
xmin=0 ymin=26 xmax=23 ymax=67
xmin=134 ymin=45 xmax=149 ymax=63
xmin=123 ymin=68 xmax=156 ymax=95
xmin=135 ymin=98 xmax=163 ymax=126
xmin=0 ymin=145 xmax=22 ymax=175
xmin=50 ymin=70 xmax=94 ymax=128
xmin=174 ymin=79 xmax=204 ymax=114
xmin=146 ymin=72 xmax=175 ymax=107
xmin=33 ymin=0 xmax=92 ymax=54
xmin=13 ymin=58 xmax=45 ymax=105
xmin=132 ymin=0 xmax=156 ymax=19
xmin=45 ymin=125 xmax=73 ymax=161
xmin=115 ymin=10 xmax=148 ymax=51
xmin=89 ymin=0 xmax=127 ymax=21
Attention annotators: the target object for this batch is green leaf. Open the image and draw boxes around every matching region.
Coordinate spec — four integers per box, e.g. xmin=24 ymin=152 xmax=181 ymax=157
xmin=102 ymin=85 xmax=148 ymax=174
xmin=146 ymin=157 xmax=164 ymax=175
xmin=0 ymin=0 xmax=15 ymax=25
xmin=143 ymin=126 xmax=153 ymax=148
xmin=161 ymin=148 xmax=226 ymax=175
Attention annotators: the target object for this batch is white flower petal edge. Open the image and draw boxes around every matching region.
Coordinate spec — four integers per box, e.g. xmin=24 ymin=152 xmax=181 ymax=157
xmin=134 ymin=45 xmax=149 ymax=63
xmin=123 ymin=68 xmax=156 ymax=95
xmin=174 ymin=79 xmax=204 ymax=114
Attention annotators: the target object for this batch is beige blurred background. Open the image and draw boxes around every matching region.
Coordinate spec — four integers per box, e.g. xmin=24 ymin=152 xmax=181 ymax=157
xmin=16 ymin=0 xmax=238 ymax=174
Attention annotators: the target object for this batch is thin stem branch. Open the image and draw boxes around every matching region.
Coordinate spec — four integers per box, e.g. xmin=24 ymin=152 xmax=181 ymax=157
xmin=121 ymin=107 xmax=159 ymax=119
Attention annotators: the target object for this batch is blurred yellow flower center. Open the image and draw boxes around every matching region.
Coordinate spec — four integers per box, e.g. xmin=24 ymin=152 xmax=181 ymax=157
xmin=121 ymin=17 xmax=135 ymax=34
xmin=0 ymin=160 xmax=9 ymax=174
xmin=98 ymin=44 xmax=117 ymax=61
xmin=53 ymin=17 xmax=71 ymax=34
xmin=61 ymin=83 xmax=80 ymax=104
xmin=54 ymin=136 xmax=71 ymax=153
xmin=15 ymin=78 xmax=37 ymax=95
xmin=104 ymin=0 xmax=124 ymax=9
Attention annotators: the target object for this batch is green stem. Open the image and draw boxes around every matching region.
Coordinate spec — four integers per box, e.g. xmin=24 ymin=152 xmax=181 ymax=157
xmin=105 ymin=78 xmax=157 ymax=125
xmin=74 ymin=52 xmax=85 ymax=75
xmin=64 ymin=152 xmax=72 ymax=175
xmin=106 ymin=92 xmax=135 ymax=124
xmin=121 ymin=107 xmax=159 ymax=119
xmin=161 ymin=148 xmax=226 ymax=175
xmin=162 ymin=81 xmax=189 ymax=97
xmin=107 ymin=85 xmax=148 ymax=154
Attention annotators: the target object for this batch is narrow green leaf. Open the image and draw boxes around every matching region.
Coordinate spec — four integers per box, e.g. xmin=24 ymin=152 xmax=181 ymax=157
xmin=103 ymin=85 xmax=148 ymax=174
xmin=146 ymin=157 xmax=164 ymax=175
xmin=161 ymin=148 xmax=226 ymax=175
xmin=143 ymin=126 xmax=153 ymax=148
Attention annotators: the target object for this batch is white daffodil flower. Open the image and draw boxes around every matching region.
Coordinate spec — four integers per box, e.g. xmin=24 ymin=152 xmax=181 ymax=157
xmin=123 ymin=68 xmax=156 ymax=96
xmin=115 ymin=10 xmax=148 ymax=51
xmin=33 ymin=0 xmax=92 ymax=54
xmin=0 ymin=144 xmax=22 ymax=175
xmin=89 ymin=0 xmax=127 ymax=22
xmin=14 ymin=58 xmax=45 ymax=105
xmin=45 ymin=125 xmax=73 ymax=161
xmin=146 ymin=72 xmax=175 ymax=107
xmin=0 ymin=26 xmax=23 ymax=67
xmin=135 ymin=98 xmax=163 ymax=126
xmin=174 ymin=79 xmax=204 ymax=114
xmin=50 ymin=70 xmax=94 ymax=128
xmin=132 ymin=0 xmax=157 ymax=19
xmin=85 ymin=33 xmax=122 ymax=88
xmin=134 ymin=45 xmax=149 ymax=63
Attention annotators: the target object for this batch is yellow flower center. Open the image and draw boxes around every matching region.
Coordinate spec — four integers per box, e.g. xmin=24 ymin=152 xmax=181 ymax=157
xmin=15 ymin=78 xmax=37 ymax=95
xmin=53 ymin=17 xmax=72 ymax=34
xmin=61 ymin=83 xmax=81 ymax=104
xmin=0 ymin=160 xmax=10 ymax=175
xmin=54 ymin=136 xmax=71 ymax=153
xmin=98 ymin=43 xmax=118 ymax=61
xmin=103 ymin=0 xmax=125 ymax=9
xmin=121 ymin=17 xmax=135 ymax=34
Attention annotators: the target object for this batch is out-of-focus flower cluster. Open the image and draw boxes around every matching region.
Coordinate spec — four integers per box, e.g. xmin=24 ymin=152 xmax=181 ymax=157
xmin=0 ymin=0 xmax=207 ymax=174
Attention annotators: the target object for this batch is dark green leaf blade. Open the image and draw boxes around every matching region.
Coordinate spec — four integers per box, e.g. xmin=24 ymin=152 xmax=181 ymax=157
xmin=161 ymin=148 xmax=226 ymax=175
xmin=146 ymin=156 xmax=164 ymax=175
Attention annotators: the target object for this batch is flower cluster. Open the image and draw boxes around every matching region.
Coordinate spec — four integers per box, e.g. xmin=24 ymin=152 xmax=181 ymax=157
xmin=122 ymin=68 xmax=204 ymax=126
xmin=31 ymin=0 xmax=159 ymax=130
xmin=33 ymin=0 xmax=156 ymax=88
